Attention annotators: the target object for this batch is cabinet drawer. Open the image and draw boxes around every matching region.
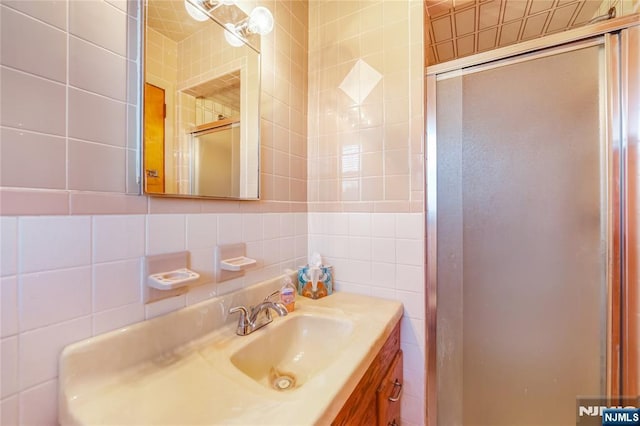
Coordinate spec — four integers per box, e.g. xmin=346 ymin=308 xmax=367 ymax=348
xmin=377 ymin=349 xmax=403 ymax=426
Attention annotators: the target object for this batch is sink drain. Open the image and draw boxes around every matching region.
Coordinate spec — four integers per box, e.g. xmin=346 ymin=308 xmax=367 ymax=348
xmin=269 ymin=368 xmax=297 ymax=391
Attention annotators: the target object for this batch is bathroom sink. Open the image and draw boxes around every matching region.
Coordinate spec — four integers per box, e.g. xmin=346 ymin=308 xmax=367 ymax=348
xmin=230 ymin=314 xmax=354 ymax=391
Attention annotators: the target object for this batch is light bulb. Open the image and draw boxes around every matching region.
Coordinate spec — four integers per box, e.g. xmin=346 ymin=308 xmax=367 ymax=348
xmin=184 ymin=0 xmax=208 ymax=22
xmin=224 ymin=23 xmax=245 ymax=47
xmin=247 ymin=6 xmax=274 ymax=35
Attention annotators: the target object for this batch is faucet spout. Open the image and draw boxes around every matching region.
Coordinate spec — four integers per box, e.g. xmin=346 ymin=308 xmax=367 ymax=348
xmin=229 ymin=296 xmax=288 ymax=336
xmin=249 ymin=301 xmax=288 ymax=323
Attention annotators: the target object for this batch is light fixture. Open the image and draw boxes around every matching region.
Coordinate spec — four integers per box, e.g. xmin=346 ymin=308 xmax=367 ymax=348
xmin=184 ymin=0 xmax=208 ymax=22
xmin=223 ymin=5 xmax=274 ymax=47
xmin=224 ymin=23 xmax=245 ymax=47
xmin=184 ymin=0 xmax=236 ymax=22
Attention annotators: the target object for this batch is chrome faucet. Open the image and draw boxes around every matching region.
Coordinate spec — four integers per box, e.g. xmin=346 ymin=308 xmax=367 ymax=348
xmin=229 ymin=291 xmax=288 ymax=336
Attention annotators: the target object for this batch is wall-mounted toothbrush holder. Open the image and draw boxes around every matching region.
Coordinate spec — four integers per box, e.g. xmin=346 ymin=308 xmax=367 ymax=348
xmin=147 ymin=268 xmax=200 ymax=290
xmin=215 ymin=243 xmax=256 ymax=283
xmin=144 ymin=251 xmax=200 ymax=303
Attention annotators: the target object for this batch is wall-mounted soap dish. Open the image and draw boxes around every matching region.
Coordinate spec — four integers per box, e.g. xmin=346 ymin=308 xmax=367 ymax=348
xmin=147 ymin=268 xmax=200 ymax=290
xmin=220 ymin=256 xmax=256 ymax=271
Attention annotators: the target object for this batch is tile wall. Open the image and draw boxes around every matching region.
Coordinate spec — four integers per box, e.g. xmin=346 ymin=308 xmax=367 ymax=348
xmin=307 ymin=1 xmax=426 ymax=425
xmin=0 ymin=0 xmax=310 ymax=423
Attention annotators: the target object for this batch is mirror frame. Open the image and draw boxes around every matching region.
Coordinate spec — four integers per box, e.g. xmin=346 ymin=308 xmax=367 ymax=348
xmin=138 ymin=0 xmax=262 ymax=200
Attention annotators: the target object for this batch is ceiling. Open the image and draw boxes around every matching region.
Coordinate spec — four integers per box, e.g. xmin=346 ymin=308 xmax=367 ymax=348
xmin=425 ymin=0 xmax=610 ymax=64
xmin=182 ymin=70 xmax=241 ymax=112
xmin=147 ymin=0 xmax=209 ymax=42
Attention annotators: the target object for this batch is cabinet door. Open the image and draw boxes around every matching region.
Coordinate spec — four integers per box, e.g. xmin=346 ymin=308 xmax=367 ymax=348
xmin=377 ymin=350 xmax=403 ymax=426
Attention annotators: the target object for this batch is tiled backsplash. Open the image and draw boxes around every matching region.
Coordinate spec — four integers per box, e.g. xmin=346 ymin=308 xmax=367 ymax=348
xmin=0 ymin=212 xmax=308 ymax=424
xmin=308 ymin=212 xmax=425 ymax=425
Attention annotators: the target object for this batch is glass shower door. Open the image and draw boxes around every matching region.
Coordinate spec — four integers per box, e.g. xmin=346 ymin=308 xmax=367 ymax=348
xmin=434 ymin=40 xmax=607 ymax=425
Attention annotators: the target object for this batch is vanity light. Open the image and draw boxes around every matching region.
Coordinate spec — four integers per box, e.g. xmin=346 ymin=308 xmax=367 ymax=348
xmin=184 ymin=0 xmax=208 ymax=22
xmin=184 ymin=0 xmax=236 ymax=22
xmin=223 ymin=5 xmax=274 ymax=47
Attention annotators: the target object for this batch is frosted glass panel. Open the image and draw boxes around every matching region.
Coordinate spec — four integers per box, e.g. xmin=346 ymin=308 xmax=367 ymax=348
xmin=436 ymin=44 xmax=605 ymax=425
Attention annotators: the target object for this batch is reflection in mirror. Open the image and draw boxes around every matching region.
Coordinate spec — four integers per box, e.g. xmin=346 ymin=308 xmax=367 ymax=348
xmin=144 ymin=0 xmax=260 ymax=199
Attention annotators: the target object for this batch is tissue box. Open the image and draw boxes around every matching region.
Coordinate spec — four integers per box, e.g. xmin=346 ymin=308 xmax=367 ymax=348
xmin=297 ymin=265 xmax=333 ymax=299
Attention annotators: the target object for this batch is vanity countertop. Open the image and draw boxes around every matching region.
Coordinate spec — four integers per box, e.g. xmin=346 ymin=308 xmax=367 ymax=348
xmin=59 ymin=287 xmax=403 ymax=426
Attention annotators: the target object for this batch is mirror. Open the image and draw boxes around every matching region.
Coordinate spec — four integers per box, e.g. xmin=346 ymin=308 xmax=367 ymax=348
xmin=143 ymin=0 xmax=261 ymax=199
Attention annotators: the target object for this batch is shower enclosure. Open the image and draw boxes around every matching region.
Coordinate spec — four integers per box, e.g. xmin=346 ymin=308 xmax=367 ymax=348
xmin=425 ymin=18 xmax=638 ymax=426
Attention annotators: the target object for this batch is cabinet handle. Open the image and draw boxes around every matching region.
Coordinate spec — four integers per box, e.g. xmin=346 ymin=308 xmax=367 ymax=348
xmin=388 ymin=379 xmax=403 ymax=402
xmin=388 ymin=419 xmax=398 ymax=426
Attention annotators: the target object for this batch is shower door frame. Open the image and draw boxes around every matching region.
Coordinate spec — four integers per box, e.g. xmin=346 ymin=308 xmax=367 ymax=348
xmin=425 ymin=15 xmax=639 ymax=426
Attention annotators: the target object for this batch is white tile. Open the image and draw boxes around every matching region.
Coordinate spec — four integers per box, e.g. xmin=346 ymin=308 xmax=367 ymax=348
xmin=1 ymin=67 xmax=66 ymax=135
xmin=396 ymin=290 xmax=425 ymax=320
xmin=372 ymin=213 xmax=396 ymax=237
xmin=338 ymin=259 xmax=371 ymax=285
xmin=69 ymin=36 xmax=126 ymax=101
xmin=371 ymin=262 xmax=395 ymax=288
xmin=401 ymin=316 xmax=425 ymax=351
xmin=92 ymin=303 xmax=144 ymax=335
xmin=348 ymin=212 xmax=371 ymax=236
xmin=372 ymin=237 xmax=396 ymax=263
xmin=1 ymin=336 xmax=18 ymax=398
xmin=0 ymin=6 xmax=66 ymax=82
xmin=1 ymin=395 xmax=18 ymax=426
xmin=401 ymin=394 xmax=423 ymax=425
xmin=145 ymin=294 xmax=186 ymax=319
xmin=262 ymin=239 xmax=280 ymax=266
xmin=70 ymin=0 xmax=127 ymax=56
xmin=348 ymin=237 xmax=372 ymax=261
xmin=106 ymin=0 xmax=128 ymax=12
xmin=186 ymin=214 xmax=217 ymax=250
xmin=294 ymin=212 xmax=307 ymax=236
xmin=217 ymin=214 xmax=243 ymax=245
xmin=2 ymin=0 xmax=67 ymax=30
xmin=326 ymin=213 xmax=349 ymax=236
xmin=93 ymin=259 xmax=141 ymax=312
xmin=68 ymin=88 xmax=127 ymax=147
xmin=19 ymin=216 xmax=91 ymax=273
xmin=242 ymin=214 xmax=263 ymax=242
xmin=146 ymin=215 xmax=186 ymax=255
xmin=1 ymin=276 xmax=18 ymax=337
xmin=395 ymin=264 xmax=423 ymax=292
xmin=396 ymin=239 xmax=424 ymax=266
xmin=294 ymin=235 xmax=307 ymax=261
xmin=19 ymin=380 xmax=58 ymax=426
xmin=1 ymin=217 xmax=17 ymax=276
xmin=21 ymin=267 xmax=92 ymax=331
xmin=93 ymin=215 xmax=145 ymax=263
xmin=263 ymin=213 xmax=281 ymax=240
xmin=395 ymin=213 xmax=423 ymax=239
xmin=245 ymin=241 xmax=263 ymax=269
xmin=307 ymin=213 xmax=322 ymax=234
xmin=326 ymin=235 xmax=349 ymax=259
xmin=187 ymin=247 xmax=214 ymax=285
xmin=281 ymin=214 xmax=296 ymax=238
xmin=281 ymin=237 xmax=296 ymax=262
xmin=369 ymin=287 xmax=396 ymax=300
xmin=19 ymin=317 xmax=91 ymax=390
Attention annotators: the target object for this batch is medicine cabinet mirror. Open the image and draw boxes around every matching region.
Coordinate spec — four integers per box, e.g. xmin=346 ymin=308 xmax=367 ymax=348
xmin=143 ymin=0 xmax=261 ymax=199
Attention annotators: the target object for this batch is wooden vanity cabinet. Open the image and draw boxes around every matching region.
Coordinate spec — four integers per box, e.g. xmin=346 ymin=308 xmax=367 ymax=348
xmin=332 ymin=320 xmax=403 ymax=426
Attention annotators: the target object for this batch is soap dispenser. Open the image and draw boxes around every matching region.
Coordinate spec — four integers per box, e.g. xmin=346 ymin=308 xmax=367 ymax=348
xmin=280 ymin=276 xmax=296 ymax=312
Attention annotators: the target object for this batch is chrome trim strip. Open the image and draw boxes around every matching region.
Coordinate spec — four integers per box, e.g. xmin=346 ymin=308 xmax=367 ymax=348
xmin=426 ymin=14 xmax=639 ymax=76
xmin=604 ymin=31 xmax=623 ymax=397
xmin=425 ymin=73 xmax=438 ymax=426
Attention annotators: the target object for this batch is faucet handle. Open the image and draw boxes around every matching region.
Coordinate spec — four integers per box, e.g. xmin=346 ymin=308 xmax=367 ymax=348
xmin=263 ymin=290 xmax=280 ymax=302
xmin=229 ymin=306 xmax=252 ymax=335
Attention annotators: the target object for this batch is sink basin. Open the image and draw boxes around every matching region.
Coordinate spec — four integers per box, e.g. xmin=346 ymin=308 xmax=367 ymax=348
xmin=230 ymin=314 xmax=354 ymax=390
